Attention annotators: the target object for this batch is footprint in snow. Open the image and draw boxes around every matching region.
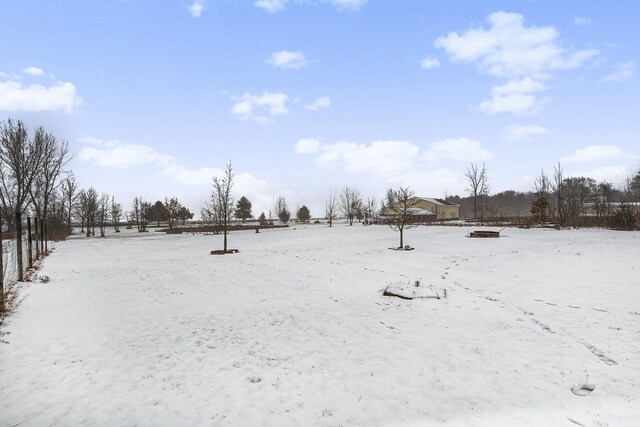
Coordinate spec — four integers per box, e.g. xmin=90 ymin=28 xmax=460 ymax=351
xmin=571 ymin=383 xmax=595 ymax=396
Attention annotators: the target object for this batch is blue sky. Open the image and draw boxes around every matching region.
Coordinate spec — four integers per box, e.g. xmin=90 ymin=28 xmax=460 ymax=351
xmin=1 ymin=0 xmax=638 ymax=216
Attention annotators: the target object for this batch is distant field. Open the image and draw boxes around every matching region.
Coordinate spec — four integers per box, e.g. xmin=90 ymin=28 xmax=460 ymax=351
xmin=1 ymin=225 xmax=638 ymax=426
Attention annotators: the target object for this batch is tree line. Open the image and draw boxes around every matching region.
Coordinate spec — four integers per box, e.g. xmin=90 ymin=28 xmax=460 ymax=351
xmin=448 ymin=162 xmax=640 ymax=229
xmin=209 ymin=161 xmax=639 ymax=232
xmin=4 ymin=118 xmax=637 ymax=240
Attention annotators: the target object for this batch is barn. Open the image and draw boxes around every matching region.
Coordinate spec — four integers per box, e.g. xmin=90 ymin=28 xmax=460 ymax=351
xmin=382 ymin=197 xmax=460 ymax=221
xmin=411 ymin=197 xmax=460 ymax=220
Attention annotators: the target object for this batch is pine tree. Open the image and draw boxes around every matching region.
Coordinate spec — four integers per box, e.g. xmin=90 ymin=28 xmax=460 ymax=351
xmin=278 ymin=208 xmax=290 ymax=223
xmin=235 ymin=196 xmax=252 ymax=223
xmin=297 ymin=205 xmax=311 ymax=223
xmin=258 ymin=211 xmax=267 ymax=226
xmin=530 ymin=196 xmax=550 ymax=224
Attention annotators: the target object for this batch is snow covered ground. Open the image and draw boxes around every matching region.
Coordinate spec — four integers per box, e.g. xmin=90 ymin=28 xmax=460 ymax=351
xmin=1 ymin=225 xmax=639 ymax=426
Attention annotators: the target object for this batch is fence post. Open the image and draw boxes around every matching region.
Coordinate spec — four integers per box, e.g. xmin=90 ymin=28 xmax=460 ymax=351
xmin=27 ymin=217 xmax=33 ymax=268
xmin=15 ymin=211 xmax=23 ymax=282
xmin=40 ymin=218 xmax=44 ymax=256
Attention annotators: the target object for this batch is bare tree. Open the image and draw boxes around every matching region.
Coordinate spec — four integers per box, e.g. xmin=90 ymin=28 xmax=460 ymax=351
xmin=325 ymin=192 xmax=337 ymax=227
xmin=209 ymin=162 xmax=234 ymax=252
xmin=98 ymin=192 xmax=110 ymax=237
xmin=132 ymin=196 xmax=148 ymax=232
xmin=132 ymin=197 xmax=141 ymax=231
xmin=76 ymin=189 xmax=86 ymax=233
xmin=28 ymin=129 xmax=70 ymax=230
xmin=0 ymin=119 xmax=46 ymax=225
xmin=593 ymin=181 xmax=614 ymax=227
xmin=111 ymin=196 xmax=122 ymax=232
xmin=563 ymin=176 xmax=595 ymax=227
xmin=62 ymin=174 xmax=78 ymax=232
xmin=339 ymin=187 xmax=363 ymax=225
xmin=365 ymin=195 xmax=377 ymax=224
xmin=551 ymin=162 xmax=565 ymax=225
xmin=200 ymin=204 xmax=219 ymax=234
xmin=383 ymin=186 xmax=419 ymax=248
xmin=79 ymin=188 xmax=99 ymax=237
xmin=465 ymin=162 xmax=489 ymax=220
xmin=164 ymin=197 xmax=181 ymax=229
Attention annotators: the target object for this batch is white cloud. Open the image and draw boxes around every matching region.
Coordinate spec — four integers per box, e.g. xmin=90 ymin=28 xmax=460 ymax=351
xmin=435 ymin=12 xmax=598 ymax=78
xmin=254 ymin=0 xmax=287 ymax=13
xmin=79 ymin=138 xmax=280 ymax=214
xmin=570 ymin=165 xmax=630 ymax=185
xmin=435 ymin=11 xmax=598 ymax=115
xmin=0 ymin=80 xmax=81 ymax=113
xmin=601 ymin=61 xmax=635 ymax=83
xmin=297 ymin=139 xmax=419 ymax=179
xmin=79 ymin=143 xmax=175 ymax=169
xmin=392 ymin=167 xmax=464 ymax=197
xmin=479 ymin=93 xmax=537 ymax=115
xmin=574 ymin=16 xmax=592 ymax=25
xmin=230 ymin=91 xmax=290 ymax=124
xmin=265 ymin=50 xmax=311 ymax=70
xmin=255 ymin=0 xmax=366 ymax=13
xmin=479 ymin=77 xmax=548 ymax=115
xmin=422 ymin=138 xmax=492 ymax=162
xmin=23 ymin=66 xmax=44 ymax=76
xmin=502 ymin=124 xmax=549 ymax=142
xmin=491 ymin=77 xmax=546 ymax=95
xmin=420 ymin=57 xmax=441 ymax=70
xmin=561 ymin=145 xmax=624 ymax=163
xmin=294 ymin=137 xmax=493 ymax=196
xmin=342 ymin=141 xmax=420 ymax=177
xmin=294 ymin=138 xmax=322 ymax=154
xmin=305 ymin=96 xmax=331 ymax=111
xmin=296 ymin=137 xmax=492 ymax=184
xmin=326 ymin=0 xmax=366 ymax=10
xmin=188 ymin=0 xmax=205 ymax=17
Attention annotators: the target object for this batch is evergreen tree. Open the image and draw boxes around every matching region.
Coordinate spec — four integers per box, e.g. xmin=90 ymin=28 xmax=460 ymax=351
xmin=278 ymin=208 xmax=290 ymax=223
xmin=177 ymin=206 xmax=194 ymax=225
xmin=530 ymin=196 xmax=550 ymax=224
xmin=148 ymin=200 xmax=169 ymax=226
xmin=234 ymin=196 xmax=252 ymax=223
xmin=296 ymin=205 xmax=311 ymax=223
xmin=258 ymin=211 xmax=267 ymax=226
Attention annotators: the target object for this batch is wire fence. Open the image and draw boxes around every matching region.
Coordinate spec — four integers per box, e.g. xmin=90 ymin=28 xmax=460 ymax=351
xmin=1 ymin=213 xmax=52 ymax=310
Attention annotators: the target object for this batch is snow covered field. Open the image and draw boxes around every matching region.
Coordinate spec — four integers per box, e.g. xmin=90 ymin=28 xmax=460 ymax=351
xmin=1 ymin=225 xmax=639 ymax=426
